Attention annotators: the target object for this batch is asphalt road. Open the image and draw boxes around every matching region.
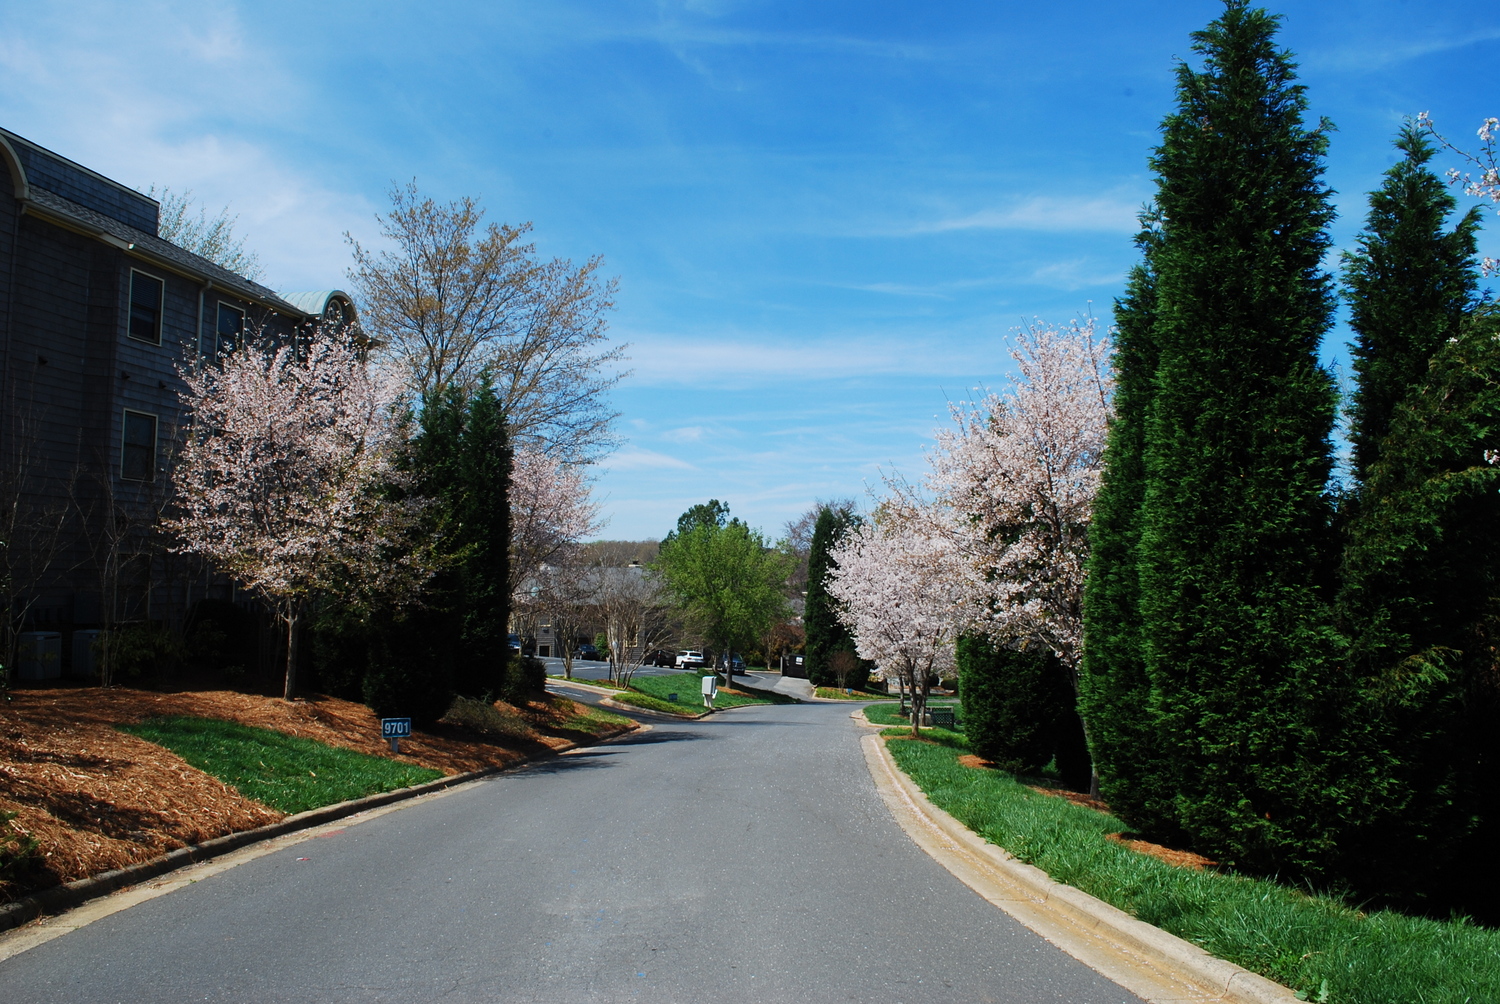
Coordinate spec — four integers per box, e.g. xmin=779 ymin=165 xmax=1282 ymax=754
xmin=0 ymin=701 xmax=1143 ymax=1004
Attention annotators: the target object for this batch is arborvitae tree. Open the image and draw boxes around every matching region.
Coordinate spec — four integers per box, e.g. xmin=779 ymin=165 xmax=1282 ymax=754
xmin=805 ymin=505 xmax=859 ymax=687
xmin=454 ymin=379 xmax=512 ymax=699
xmin=1134 ymin=2 xmax=1347 ymax=875
xmin=1343 ymin=125 xmax=1483 ymax=479
xmin=958 ymin=635 xmax=1069 ymax=775
xmin=1078 ymin=250 xmax=1179 ymax=828
xmin=1335 ymin=305 xmax=1500 ymax=904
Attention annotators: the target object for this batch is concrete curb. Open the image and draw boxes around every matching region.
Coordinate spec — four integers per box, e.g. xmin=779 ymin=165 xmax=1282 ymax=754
xmin=0 ymin=724 xmax=635 ymax=935
xmin=862 ymin=734 xmax=1299 ymax=1004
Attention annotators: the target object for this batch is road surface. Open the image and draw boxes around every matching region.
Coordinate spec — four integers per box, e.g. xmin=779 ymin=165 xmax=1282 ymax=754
xmin=0 ymin=700 xmax=1142 ymax=1003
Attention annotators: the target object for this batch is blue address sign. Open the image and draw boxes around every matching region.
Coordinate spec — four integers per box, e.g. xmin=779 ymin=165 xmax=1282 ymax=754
xmin=381 ymin=718 xmax=412 ymax=739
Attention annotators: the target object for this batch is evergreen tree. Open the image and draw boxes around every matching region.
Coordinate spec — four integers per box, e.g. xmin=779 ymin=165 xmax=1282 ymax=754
xmin=1334 ymin=305 xmax=1500 ymax=902
xmin=804 ymin=505 xmax=859 ymax=687
xmin=1078 ymin=250 xmax=1179 ymax=828
xmin=1133 ymin=1 xmax=1346 ymax=875
xmin=957 ymin=635 xmax=1069 ymax=776
xmin=454 ymin=380 xmax=512 ymax=698
xmin=1343 ymin=125 xmax=1483 ymax=479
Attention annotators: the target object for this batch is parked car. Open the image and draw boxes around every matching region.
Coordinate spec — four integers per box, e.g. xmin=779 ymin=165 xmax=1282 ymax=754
xmin=646 ymin=649 xmax=676 ymax=668
xmin=576 ymin=643 xmax=601 ymax=661
xmin=724 ymin=653 xmax=746 ymax=674
xmin=507 ymin=633 xmax=522 ymax=654
xmin=675 ymin=650 xmax=706 ymax=669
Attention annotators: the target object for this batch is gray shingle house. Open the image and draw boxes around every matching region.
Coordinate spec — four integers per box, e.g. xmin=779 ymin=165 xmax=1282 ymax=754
xmin=0 ymin=126 xmax=357 ymax=679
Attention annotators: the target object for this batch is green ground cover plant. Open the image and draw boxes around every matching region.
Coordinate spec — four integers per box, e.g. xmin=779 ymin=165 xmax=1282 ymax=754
xmin=547 ymin=674 xmax=628 ymax=690
xmin=886 ymin=737 xmax=1500 ymax=1004
xmin=121 ymin=716 xmax=444 ymax=815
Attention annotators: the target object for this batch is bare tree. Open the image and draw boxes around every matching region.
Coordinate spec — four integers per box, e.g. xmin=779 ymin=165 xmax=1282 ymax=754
xmin=0 ymin=403 xmax=72 ymax=688
xmin=348 ymin=182 xmax=628 ymax=460
xmin=145 ymin=186 xmax=263 ymax=280
xmin=596 ymin=565 xmax=672 ymax=689
xmin=523 ymin=556 xmax=598 ymax=681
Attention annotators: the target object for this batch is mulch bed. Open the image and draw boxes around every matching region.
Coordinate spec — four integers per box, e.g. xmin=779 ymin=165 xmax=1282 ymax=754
xmin=0 ymin=685 xmax=611 ymax=902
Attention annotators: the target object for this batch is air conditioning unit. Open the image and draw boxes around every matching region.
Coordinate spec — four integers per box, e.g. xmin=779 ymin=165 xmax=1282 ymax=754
xmin=17 ymin=631 xmax=62 ymax=680
xmin=70 ymin=630 xmax=104 ymax=680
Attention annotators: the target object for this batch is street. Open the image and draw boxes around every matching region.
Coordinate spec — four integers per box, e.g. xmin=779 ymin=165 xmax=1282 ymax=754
xmin=0 ymin=700 xmax=1142 ymax=1004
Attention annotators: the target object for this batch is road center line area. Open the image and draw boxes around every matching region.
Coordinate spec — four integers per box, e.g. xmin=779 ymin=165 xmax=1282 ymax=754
xmin=0 ymin=703 xmax=1144 ymax=1004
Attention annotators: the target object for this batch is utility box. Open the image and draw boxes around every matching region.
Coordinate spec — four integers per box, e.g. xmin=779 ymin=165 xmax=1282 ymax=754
xmin=70 ymin=630 xmax=104 ymax=680
xmin=17 ymin=632 xmax=62 ymax=680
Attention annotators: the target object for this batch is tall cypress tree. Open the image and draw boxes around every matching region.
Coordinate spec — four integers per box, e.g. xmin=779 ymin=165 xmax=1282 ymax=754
xmin=1334 ymin=305 xmax=1500 ymax=902
xmin=1343 ymin=125 xmax=1483 ymax=479
xmin=455 ymin=378 xmax=511 ymax=699
xmin=1134 ymin=2 xmax=1346 ymax=875
xmin=804 ymin=505 xmax=858 ymax=687
xmin=1078 ymin=247 xmax=1178 ymax=828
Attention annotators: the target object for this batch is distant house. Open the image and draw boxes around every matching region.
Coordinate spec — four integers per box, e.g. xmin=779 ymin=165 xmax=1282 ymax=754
xmin=0 ymin=126 xmax=356 ymax=678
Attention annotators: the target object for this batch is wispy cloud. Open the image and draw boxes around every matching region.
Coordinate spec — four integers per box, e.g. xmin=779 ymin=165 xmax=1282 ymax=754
xmin=606 ymin=447 xmax=698 ymax=472
xmin=902 ymin=195 xmax=1144 ymax=236
xmin=1307 ymin=26 xmax=1500 ymax=73
xmin=0 ymin=3 xmax=375 ymax=292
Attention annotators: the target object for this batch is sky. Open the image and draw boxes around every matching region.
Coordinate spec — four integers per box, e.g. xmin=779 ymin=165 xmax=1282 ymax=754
xmin=2 ymin=1 xmax=1498 ymax=540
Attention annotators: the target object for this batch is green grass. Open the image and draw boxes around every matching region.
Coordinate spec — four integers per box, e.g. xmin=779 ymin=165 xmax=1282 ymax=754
xmin=548 ymin=674 xmax=628 ymax=690
xmin=862 ymin=701 xmax=959 ymax=727
xmin=885 ymin=737 xmax=1500 ymax=1004
xmin=121 ymin=716 xmax=444 ymax=815
xmin=622 ymin=672 xmax=794 ymax=713
xmin=814 ymin=686 xmax=896 ymax=700
xmin=555 ymin=705 xmax=635 ymax=733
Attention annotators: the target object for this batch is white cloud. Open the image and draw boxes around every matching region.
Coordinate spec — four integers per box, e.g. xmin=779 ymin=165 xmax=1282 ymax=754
xmin=660 ymin=425 xmax=707 ymax=443
xmin=0 ymin=3 xmax=374 ymax=293
xmin=906 ymin=195 xmax=1143 ymax=236
xmin=605 ymin=447 xmax=698 ymax=472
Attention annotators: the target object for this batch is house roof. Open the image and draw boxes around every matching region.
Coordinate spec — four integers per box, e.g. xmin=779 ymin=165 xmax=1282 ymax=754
xmin=24 ymin=186 xmax=306 ymax=316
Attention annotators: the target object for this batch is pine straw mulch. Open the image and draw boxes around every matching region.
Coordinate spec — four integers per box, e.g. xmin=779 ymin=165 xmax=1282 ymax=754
xmin=953 ymin=752 xmax=1217 ymax=871
xmin=0 ymin=685 xmax=623 ymax=903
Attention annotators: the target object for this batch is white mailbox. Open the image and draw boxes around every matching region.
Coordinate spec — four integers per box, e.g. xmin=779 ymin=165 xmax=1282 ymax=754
xmin=700 ymin=673 xmax=717 ymax=707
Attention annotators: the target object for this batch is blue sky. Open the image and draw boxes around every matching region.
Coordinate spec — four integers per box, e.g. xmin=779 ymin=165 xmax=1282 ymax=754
xmin=3 ymin=1 xmax=1497 ymax=540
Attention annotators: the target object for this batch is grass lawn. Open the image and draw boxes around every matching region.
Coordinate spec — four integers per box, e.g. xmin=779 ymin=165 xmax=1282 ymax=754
xmin=121 ymin=716 xmax=444 ymax=815
xmin=547 ymin=674 xmax=628 ymax=690
xmin=862 ymin=701 xmax=959 ymax=727
xmin=885 ymin=736 xmax=1500 ymax=1004
xmin=553 ymin=705 xmax=634 ymax=734
xmin=621 ymin=672 xmax=795 ymax=714
xmin=814 ymin=686 xmax=896 ymax=700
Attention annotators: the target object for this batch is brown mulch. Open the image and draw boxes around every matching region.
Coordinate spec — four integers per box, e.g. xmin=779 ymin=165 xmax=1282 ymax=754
xmin=0 ymin=685 xmax=625 ymax=902
xmin=1106 ymin=833 xmax=1218 ymax=871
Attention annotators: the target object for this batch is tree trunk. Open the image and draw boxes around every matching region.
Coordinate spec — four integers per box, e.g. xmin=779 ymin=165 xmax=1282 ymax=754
xmin=283 ymin=602 xmax=300 ymax=700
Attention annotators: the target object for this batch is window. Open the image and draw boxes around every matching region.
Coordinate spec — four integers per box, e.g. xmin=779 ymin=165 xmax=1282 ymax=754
xmin=128 ymin=270 xmax=163 ymax=344
xmin=121 ymin=410 xmax=157 ymax=482
xmin=215 ymin=302 xmax=244 ymax=355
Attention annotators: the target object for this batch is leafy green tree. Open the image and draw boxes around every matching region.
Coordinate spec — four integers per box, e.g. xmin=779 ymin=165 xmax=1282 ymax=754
xmin=1131 ymin=1 xmax=1347 ymax=875
xmin=1343 ymin=125 xmax=1484 ymax=479
xmin=655 ymin=501 xmax=792 ymax=675
xmin=805 ymin=504 xmax=861 ymax=687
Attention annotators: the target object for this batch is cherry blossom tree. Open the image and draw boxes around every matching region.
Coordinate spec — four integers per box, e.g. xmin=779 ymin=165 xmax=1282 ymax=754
xmin=168 ymin=333 xmax=430 ymax=700
xmin=1420 ymin=112 xmax=1500 ymax=276
xmin=508 ymin=447 xmax=604 ymax=598
xmin=900 ymin=318 xmax=1113 ymax=690
xmin=825 ymin=515 xmax=977 ymax=736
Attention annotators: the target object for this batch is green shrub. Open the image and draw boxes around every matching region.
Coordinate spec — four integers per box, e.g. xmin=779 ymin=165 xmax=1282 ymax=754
xmin=957 ymin=635 xmax=1069 ymax=776
xmin=0 ymin=809 xmax=38 ymax=892
xmin=503 ymin=653 xmax=547 ymax=703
